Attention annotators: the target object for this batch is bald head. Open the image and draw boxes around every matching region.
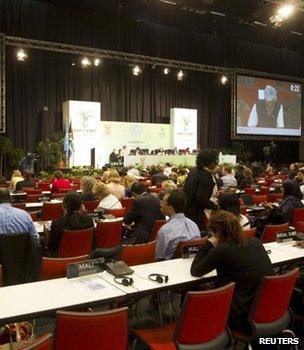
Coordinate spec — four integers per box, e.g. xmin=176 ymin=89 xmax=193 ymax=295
xmin=0 ymin=188 xmax=11 ymax=204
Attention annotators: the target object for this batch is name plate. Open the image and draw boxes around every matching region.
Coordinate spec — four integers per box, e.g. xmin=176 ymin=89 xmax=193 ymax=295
xmin=67 ymin=258 xmax=106 ymax=279
xmin=89 ymin=212 xmax=104 ymax=221
xmin=276 ymin=230 xmax=298 ymax=243
xmin=182 ymin=244 xmax=204 ymax=259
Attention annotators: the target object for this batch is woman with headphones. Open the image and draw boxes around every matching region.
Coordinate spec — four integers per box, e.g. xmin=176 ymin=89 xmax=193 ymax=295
xmin=190 ymin=210 xmax=273 ymax=334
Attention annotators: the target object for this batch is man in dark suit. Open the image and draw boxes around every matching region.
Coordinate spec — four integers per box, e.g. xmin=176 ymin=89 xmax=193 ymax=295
xmin=15 ymin=170 xmax=36 ymax=191
xmin=184 ymin=149 xmax=219 ymax=231
xmin=123 ymin=182 xmax=164 ymax=244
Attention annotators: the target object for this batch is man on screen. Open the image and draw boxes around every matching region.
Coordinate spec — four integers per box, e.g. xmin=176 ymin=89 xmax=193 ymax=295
xmin=247 ymin=85 xmax=284 ymax=128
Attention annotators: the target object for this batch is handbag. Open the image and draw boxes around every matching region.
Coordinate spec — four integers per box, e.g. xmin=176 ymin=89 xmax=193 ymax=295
xmin=0 ymin=322 xmax=34 ymax=350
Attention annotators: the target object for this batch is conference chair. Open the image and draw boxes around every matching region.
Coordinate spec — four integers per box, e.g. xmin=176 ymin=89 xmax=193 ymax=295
xmin=243 ymin=227 xmax=257 ymax=238
xmin=260 ymin=223 xmax=289 ymax=243
xmin=51 ymin=193 xmax=65 ymax=199
xmin=149 ymin=219 xmax=166 ymax=241
xmin=92 ymin=221 xmax=123 ymax=262
xmin=26 ymin=194 xmax=40 ymax=203
xmin=119 ymin=241 xmax=156 ymax=266
xmin=41 ymin=202 xmax=64 ymax=221
xmin=40 ymin=255 xmax=89 ymax=280
xmin=20 ymin=333 xmax=52 ymax=350
xmin=244 ymin=188 xmax=256 ymax=195
xmin=12 ymin=202 xmax=26 ymax=210
xmin=0 ymin=232 xmax=42 ymax=286
xmin=131 ymin=283 xmax=235 ymax=350
xmin=107 ymin=207 xmax=126 ymax=218
xmin=295 ymin=221 xmax=304 ymax=233
xmin=83 ymin=200 xmax=99 ymax=213
xmin=252 ymin=195 xmax=267 ymax=204
xmin=58 ymin=228 xmax=94 ymax=258
xmin=267 ymin=193 xmax=283 ymax=202
xmin=22 ymin=188 xmax=41 ymax=195
xmin=120 ymin=198 xmax=134 ymax=214
xmin=232 ymin=268 xmax=299 ymax=347
xmin=58 ymin=188 xmax=72 ymax=194
xmin=55 ymin=308 xmax=128 ymax=350
xmin=292 ymin=208 xmax=304 ymax=227
xmin=258 ymin=187 xmax=270 ymax=195
xmin=173 ymin=237 xmax=208 ymax=259
xmin=37 ymin=182 xmax=51 ymax=191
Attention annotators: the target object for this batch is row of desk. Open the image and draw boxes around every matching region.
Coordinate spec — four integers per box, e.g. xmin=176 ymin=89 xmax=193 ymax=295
xmin=0 ymin=241 xmax=303 ymax=325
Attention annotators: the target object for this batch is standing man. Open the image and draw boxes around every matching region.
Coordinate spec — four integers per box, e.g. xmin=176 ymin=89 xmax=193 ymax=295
xmin=155 ymin=190 xmax=200 ymax=261
xmin=184 ymin=149 xmax=219 ymax=231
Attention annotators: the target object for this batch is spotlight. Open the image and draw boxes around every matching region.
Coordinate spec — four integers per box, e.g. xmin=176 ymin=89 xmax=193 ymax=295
xmin=278 ymin=4 xmax=294 ymax=18
xmin=81 ymin=57 xmax=91 ymax=67
xmin=94 ymin=58 xmax=101 ymax=66
xmin=16 ymin=49 xmax=28 ymax=61
xmin=163 ymin=67 xmax=170 ymax=75
xmin=71 ymin=62 xmax=75 ymax=66
xmin=177 ymin=70 xmax=184 ymax=81
xmin=132 ymin=65 xmax=142 ymax=76
xmin=270 ymin=4 xmax=294 ymax=27
xmin=220 ymin=75 xmax=228 ymax=85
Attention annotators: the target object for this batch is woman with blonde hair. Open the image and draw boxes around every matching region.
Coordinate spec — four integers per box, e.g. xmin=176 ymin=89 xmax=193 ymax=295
xmin=10 ymin=170 xmax=24 ymax=190
xmin=80 ymin=176 xmax=96 ymax=201
xmin=161 ymin=180 xmax=177 ymax=191
xmin=92 ymin=181 xmax=122 ymax=211
xmin=106 ymin=169 xmax=125 ymax=199
xmin=122 ymin=174 xmax=136 ymax=198
xmin=191 ymin=210 xmax=273 ymax=334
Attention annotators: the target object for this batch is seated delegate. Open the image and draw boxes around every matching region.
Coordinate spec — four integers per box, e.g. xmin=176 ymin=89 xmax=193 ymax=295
xmin=155 ymin=190 xmax=200 ymax=261
xmin=190 ymin=210 xmax=273 ymax=334
xmin=48 ymin=191 xmax=94 ymax=256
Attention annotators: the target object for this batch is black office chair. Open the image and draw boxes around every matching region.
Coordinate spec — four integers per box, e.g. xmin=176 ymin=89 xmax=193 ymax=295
xmin=0 ymin=232 xmax=42 ymax=286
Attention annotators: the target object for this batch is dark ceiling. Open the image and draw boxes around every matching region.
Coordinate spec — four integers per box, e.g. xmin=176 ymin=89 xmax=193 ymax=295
xmin=35 ymin=0 xmax=304 ymax=49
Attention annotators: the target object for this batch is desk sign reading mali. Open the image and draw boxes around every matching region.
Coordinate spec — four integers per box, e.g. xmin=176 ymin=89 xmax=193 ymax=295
xmin=67 ymin=258 xmax=106 ymax=279
xmin=277 ymin=231 xmax=299 ymax=243
xmin=182 ymin=244 xmax=204 ymax=259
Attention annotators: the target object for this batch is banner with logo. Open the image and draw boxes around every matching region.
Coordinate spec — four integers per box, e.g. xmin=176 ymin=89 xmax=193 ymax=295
xmin=97 ymin=121 xmax=171 ymax=166
xmin=63 ymin=101 xmax=100 ymax=166
xmin=170 ymin=108 xmax=197 ymax=151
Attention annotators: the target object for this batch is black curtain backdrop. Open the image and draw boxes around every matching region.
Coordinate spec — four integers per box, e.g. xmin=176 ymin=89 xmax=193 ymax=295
xmin=1 ymin=0 xmax=304 ymax=163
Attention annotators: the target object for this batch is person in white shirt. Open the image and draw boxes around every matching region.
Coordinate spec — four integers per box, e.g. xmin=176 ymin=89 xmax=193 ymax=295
xmin=120 ymin=145 xmax=128 ymax=157
xmin=247 ymin=85 xmax=284 ymax=128
xmin=221 ymin=165 xmax=237 ymax=188
xmin=155 ymin=190 xmax=200 ymax=260
xmin=92 ymin=181 xmax=122 ymax=211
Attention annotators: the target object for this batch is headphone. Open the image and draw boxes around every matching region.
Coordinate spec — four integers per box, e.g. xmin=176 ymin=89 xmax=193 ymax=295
xmin=114 ymin=276 xmax=134 ymax=286
xmin=148 ymin=273 xmax=169 ymax=284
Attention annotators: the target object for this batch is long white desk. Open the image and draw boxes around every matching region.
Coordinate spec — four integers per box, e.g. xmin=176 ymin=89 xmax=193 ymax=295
xmin=100 ymin=258 xmax=213 ymax=295
xmin=1 ymin=242 xmax=303 ymax=325
xmin=0 ymin=276 xmax=126 ymax=324
xmin=124 ymin=155 xmax=196 ymax=167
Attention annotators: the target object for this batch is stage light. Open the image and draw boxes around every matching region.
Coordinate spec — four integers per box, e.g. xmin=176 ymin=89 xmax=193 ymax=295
xmin=81 ymin=57 xmax=91 ymax=67
xmin=220 ymin=75 xmax=228 ymax=85
xmin=16 ymin=49 xmax=28 ymax=61
xmin=71 ymin=62 xmax=75 ymax=66
xmin=163 ymin=67 xmax=170 ymax=75
xmin=270 ymin=4 xmax=294 ymax=27
xmin=278 ymin=4 xmax=294 ymax=18
xmin=132 ymin=65 xmax=142 ymax=76
xmin=177 ymin=70 xmax=184 ymax=81
xmin=94 ymin=58 xmax=101 ymax=66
